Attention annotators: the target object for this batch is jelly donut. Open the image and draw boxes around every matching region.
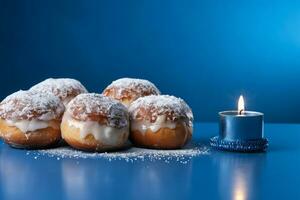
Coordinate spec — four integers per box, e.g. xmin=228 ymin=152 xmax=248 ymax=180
xmin=0 ymin=90 xmax=64 ymax=148
xmin=30 ymin=78 xmax=88 ymax=107
xmin=129 ymin=95 xmax=193 ymax=149
xmin=61 ymin=93 xmax=130 ymax=152
xmin=103 ymin=78 xmax=160 ymax=106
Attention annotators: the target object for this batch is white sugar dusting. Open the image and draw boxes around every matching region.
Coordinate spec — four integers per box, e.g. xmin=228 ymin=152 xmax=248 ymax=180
xmin=28 ymin=143 xmax=209 ymax=164
xmin=0 ymin=90 xmax=64 ymax=120
xmin=129 ymin=95 xmax=193 ymax=125
xmin=30 ymin=78 xmax=88 ymax=101
xmin=67 ymin=93 xmax=129 ymax=128
xmin=104 ymin=78 xmax=160 ymax=98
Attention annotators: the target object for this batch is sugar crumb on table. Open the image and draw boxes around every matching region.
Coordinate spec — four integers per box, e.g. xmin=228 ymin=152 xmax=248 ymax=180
xmin=26 ymin=142 xmax=210 ymax=164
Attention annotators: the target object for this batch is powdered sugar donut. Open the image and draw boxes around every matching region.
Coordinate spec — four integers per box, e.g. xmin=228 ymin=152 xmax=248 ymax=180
xmin=129 ymin=95 xmax=193 ymax=149
xmin=61 ymin=93 xmax=130 ymax=152
xmin=103 ymin=78 xmax=160 ymax=106
xmin=0 ymin=90 xmax=64 ymax=148
xmin=30 ymin=78 xmax=88 ymax=107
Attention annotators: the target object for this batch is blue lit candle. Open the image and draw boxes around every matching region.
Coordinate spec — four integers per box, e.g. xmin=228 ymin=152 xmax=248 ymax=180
xmin=210 ymin=95 xmax=269 ymax=152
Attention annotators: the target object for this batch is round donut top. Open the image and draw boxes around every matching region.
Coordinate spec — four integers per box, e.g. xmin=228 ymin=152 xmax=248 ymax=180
xmin=30 ymin=78 xmax=88 ymax=102
xmin=66 ymin=93 xmax=129 ymax=128
xmin=129 ymin=95 xmax=193 ymax=126
xmin=103 ymin=78 xmax=160 ymax=102
xmin=0 ymin=90 xmax=64 ymax=121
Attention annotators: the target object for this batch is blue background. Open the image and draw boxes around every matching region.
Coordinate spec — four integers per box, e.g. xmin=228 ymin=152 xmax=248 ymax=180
xmin=1 ymin=0 xmax=300 ymax=123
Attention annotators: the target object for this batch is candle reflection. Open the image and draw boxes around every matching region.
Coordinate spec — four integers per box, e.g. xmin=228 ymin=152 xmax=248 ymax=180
xmin=214 ymin=153 xmax=266 ymax=200
xmin=233 ymin=170 xmax=247 ymax=200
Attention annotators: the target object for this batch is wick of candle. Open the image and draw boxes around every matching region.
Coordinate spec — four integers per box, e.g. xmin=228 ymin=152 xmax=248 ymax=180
xmin=239 ymin=109 xmax=244 ymax=115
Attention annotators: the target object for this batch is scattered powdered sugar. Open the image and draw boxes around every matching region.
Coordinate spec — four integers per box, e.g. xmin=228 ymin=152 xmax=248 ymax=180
xmin=67 ymin=93 xmax=129 ymax=128
xmin=103 ymin=78 xmax=160 ymax=99
xmin=30 ymin=78 xmax=88 ymax=102
xmin=0 ymin=90 xmax=64 ymax=120
xmin=28 ymin=142 xmax=209 ymax=164
xmin=129 ymin=95 xmax=193 ymax=125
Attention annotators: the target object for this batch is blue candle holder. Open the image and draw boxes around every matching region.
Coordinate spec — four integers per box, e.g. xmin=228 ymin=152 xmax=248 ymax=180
xmin=210 ymin=111 xmax=268 ymax=152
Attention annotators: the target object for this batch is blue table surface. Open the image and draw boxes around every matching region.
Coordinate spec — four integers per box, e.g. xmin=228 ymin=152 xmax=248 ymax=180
xmin=0 ymin=122 xmax=300 ymax=200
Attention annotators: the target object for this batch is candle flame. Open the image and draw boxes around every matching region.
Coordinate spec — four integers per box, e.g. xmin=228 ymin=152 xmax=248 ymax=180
xmin=238 ymin=95 xmax=245 ymax=114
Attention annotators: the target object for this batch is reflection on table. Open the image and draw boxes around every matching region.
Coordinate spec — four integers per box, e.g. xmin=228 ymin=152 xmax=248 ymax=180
xmin=213 ymin=152 xmax=266 ymax=200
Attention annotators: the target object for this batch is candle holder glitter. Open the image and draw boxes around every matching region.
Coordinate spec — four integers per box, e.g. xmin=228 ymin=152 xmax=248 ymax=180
xmin=210 ymin=111 xmax=269 ymax=152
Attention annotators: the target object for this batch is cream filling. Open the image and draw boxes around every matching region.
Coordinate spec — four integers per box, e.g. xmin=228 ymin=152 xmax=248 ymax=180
xmin=131 ymin=115 xmax=178 ymax=134
xmin=64 ymin=117 xmax=129 ymax=146
xmin=5 ymin=119 xmax=54 ymax=133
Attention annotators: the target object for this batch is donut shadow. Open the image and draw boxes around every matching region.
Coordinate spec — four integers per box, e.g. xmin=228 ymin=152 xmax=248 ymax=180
xmin=127 ymin=137 xmax=210 ymax=152
xmin=6 ymin=140 xmax=64 ymax=150
xmin=62 ymin=140 xmax=133 ymax=154
xmin=67 ymin=139 xmax=207 ymax=155
xmin=6 ymin=137 xmax=209 ymax=155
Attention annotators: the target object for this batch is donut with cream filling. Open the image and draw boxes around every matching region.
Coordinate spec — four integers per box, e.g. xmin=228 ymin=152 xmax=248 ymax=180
xmin=61 ymin=93 xmax=130 ymax=152
xmin=0 ymin=90 xmax=64 ymax=148
xmin=103 ymin=78 xmax=160 ymax=106
xmin=129 ymin=95 xmax=193 ymax=149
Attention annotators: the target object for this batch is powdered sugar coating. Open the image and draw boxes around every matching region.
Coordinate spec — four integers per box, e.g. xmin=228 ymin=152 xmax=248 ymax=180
xmin=0 ymin=90 xmax=64 ymax=121
xmin=31 ymin=142 xmax=210 ymax=163
xmin=103 ymin=78 xmax=160 ymax=102
xmin=66 ymin=93 xmax=129 ymax=128
xmin=30 ymin=78 xmax=88 ymax=104
xmin=129 ymin=95 xmax=193 ymax=126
